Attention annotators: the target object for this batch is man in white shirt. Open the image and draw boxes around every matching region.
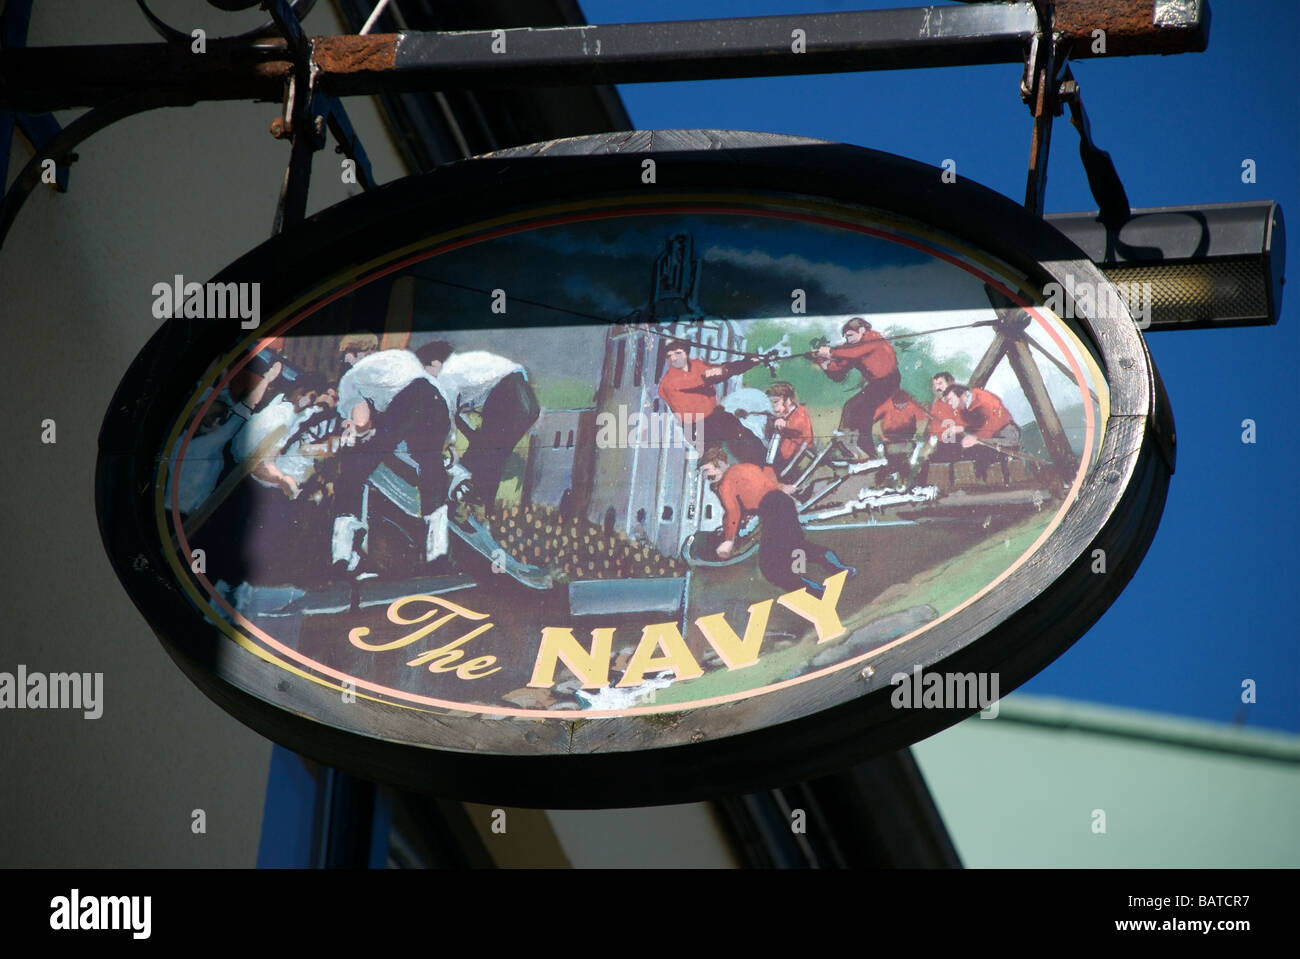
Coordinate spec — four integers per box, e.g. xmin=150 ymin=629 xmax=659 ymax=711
xmin=246 ymin=372 xmax=336 ymax=500
xmin=333 ymin=332 xmax=453 ymax=569
xmin=416 ymin=340 xmax=538 ymax=512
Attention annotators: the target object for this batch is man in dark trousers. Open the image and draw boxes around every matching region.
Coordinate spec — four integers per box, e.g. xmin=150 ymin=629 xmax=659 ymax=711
xmin=873 ymin=388 xmax=931 ymax=444
xmin=417 ymin=339 xmax=538 ymax=512
xmin=334 ymin=331 xmax=453 ymax=569
xmin=658 ymin=338 xmax=766 ymax=465
xmin=699 ymin=446 xmax=855 ymax=598
xmin=814 ymin=317 xmax=901 ymax=450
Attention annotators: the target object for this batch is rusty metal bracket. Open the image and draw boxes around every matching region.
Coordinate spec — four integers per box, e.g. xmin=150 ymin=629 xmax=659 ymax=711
xmin=264 ymin=0 xmax=375 ymax=235
xmin=1 ymin=3 xmax=1212 ymax=115
xmin=0 ymin=1 xmax=1210 ymax=249
xmin=1016 ymin=1 xmax=1132 ymax=226
xmin=1020 ymin=1 xmax=1070 ymax=217
xmin=269 ymin=44 xmax=318 ymax=232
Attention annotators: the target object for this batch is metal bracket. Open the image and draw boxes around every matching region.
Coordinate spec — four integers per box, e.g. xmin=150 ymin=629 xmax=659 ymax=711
xmin=1021 ymin=1 xmax=1069 ymax=217
xmin=0 ymin=94 xmax=172 ymax=250
xmin=264 ymin=0 xmax=375 ymax=235
xmin=0 ymin=1 xmax=1209 ymax=250
xmin=1057 ymin=71 xmax=1131 ymax=228
xmin=270 ymin=53 xmax=317 ymax=232
xmin=1018 ymin=0 xmax=1130 ymax=227
xmin=135 ymin=0 xmax=320 ymax=44
xmin=1 ymin=0 xmax=71 ymax=202
xmin=318 ymin=93 xmax=378 ymax=192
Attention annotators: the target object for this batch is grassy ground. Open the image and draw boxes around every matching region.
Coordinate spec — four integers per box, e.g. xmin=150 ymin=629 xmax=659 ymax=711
xmin=652 ymin=508 xmax=1054 ymax=704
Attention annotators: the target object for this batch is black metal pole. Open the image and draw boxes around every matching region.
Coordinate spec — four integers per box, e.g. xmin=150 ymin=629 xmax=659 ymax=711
xmin=1 ymin=2 xmax=1211 ymax=114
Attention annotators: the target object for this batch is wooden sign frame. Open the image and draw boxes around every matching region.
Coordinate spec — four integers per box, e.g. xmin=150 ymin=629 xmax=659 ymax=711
xmin=97 ymin=131 xmax=1173 ymax=807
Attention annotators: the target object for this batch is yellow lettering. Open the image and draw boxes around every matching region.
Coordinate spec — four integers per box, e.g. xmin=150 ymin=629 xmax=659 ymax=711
xmin=457 ymin=656 xmax=501 ymax=679
xmin=529 ymin=627 xmax=615 ymax=689
xmin=406 ymin=623 xmax=494 ymax=672
xmin=617 ymin=622 xmax=703 ymax=687
xmin=695 ymin=599 xmax=773 ymax=670
xmin=350 ymin=594 xmax=490 ymax=652
xmin=776 ymin=570 xmax=849 ymax=643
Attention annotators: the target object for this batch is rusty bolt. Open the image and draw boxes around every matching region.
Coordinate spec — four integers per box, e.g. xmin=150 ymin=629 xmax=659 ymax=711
xmin=269 ymin=116 xmax=289 ymax=139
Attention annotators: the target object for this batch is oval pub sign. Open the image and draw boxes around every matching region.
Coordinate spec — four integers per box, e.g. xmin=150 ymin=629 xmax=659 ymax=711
xmin=97 ymin=132 xmax=1173 ymax=806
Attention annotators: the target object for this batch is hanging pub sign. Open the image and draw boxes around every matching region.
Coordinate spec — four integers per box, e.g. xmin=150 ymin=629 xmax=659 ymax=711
xmin=97 ymin=131 xmax=1174 ymax=806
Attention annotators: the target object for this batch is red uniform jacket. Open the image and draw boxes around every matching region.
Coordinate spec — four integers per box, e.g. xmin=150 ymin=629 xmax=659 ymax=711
xmin=822 ymin=331 xmax=898 ymax=383
xmin=658 ymin=359 xmax=718 ymax=419
xmin=928 ymin=398 xmax=965 ymax=439
xmin=717 ymin=463 xmax=781 ymax=541
xmin=961 ymin=387 xmax=1014 ymax=439
xmin=776 ymin=405 xmax=814 ymax=461
xmin=874 ymin=395 xmax=930 ymax=439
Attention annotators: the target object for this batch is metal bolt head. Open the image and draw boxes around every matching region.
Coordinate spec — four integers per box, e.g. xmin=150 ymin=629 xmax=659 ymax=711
xmin=269 ymin=116 xmax=288 ymax=139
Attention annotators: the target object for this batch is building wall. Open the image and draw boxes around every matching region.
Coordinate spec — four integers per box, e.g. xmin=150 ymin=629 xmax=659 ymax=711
xmin=0 ymin=1 xmax=408 ymax=866
xmin=587 ymin=317 xmax=744 ymax=555
xmin=911 ymin=695 xmax=1300 ymax=867
xmin=524 ymin=408 xmax=592 ymax=507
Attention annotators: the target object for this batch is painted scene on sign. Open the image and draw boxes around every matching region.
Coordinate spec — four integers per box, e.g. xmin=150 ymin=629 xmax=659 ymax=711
xmin=164 ymin=210 xmax=1107 ymax=716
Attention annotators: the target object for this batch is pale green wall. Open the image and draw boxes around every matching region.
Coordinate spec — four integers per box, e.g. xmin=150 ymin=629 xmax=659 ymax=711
xmin=912 ymin=695 xmax=1300 ymax=868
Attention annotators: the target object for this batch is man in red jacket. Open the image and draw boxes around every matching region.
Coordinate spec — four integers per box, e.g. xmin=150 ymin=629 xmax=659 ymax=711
xmin=658 ymin=339 xmax=766 ymax=464
xmin=943 ymin=383 xmax=1021 ymax=478
xmin=873 ymin=389 xmax=931 ymax=444
xmin=765 ymin=381 xmax=814 ymax=474
xmin=927 ymin=372 xmax=960 ymax=439
xmin=814 ymin=317 xmax=901 ymax=450
xmin=924 ymin=370 xmax=967 ymax=466
xmin=699 ymin=447 xmax=855 ymax=597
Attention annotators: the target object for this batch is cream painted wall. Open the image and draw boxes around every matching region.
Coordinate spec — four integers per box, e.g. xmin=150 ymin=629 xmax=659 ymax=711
xmin=2 ymin=3 xmax=744 ymax=869
xmin=0 ymin=0 xmax=407 ymax=866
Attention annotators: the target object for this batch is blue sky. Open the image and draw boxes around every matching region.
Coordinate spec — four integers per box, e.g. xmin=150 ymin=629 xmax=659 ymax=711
xmin=580 ymin=0 xmax=1300 ymax=732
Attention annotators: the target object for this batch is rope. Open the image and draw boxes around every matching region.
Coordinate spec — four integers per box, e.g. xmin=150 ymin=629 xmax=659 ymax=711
xmin=964 ymin=435 xmax=1054 ymax=466
xmin=421 ymin=276 xmax=998 ymax=367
